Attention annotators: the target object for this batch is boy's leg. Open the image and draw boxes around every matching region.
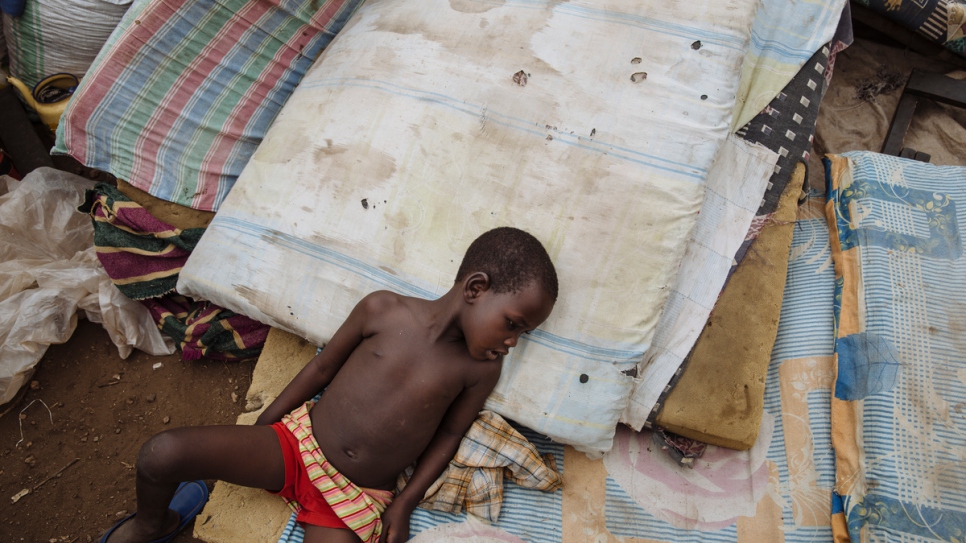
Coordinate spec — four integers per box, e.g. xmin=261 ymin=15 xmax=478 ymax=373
xmin=106 ymin=424 xmax=285 ymax=543
xmin=303 ymin=524 xmax=363 ymax=543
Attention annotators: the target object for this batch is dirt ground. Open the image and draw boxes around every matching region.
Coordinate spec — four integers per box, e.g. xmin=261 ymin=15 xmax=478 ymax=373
xmin=0 ymin=319 xmax=256 ymax=542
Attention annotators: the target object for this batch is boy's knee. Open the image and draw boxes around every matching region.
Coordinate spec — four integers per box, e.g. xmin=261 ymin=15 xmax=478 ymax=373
xmin=137 ymin=430 xmax=188 ymax=482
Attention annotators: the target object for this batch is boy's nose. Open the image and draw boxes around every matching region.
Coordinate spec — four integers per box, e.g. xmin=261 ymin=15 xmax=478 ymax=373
xmin=505 ymin=336 xmax=518 ymax=348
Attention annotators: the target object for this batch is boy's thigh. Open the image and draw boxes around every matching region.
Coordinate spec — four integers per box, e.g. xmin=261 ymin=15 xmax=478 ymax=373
xmin=302 ymin=525 xmax=362 ymax=543
xmin=145 ymin=424 xmax=286 ymax=490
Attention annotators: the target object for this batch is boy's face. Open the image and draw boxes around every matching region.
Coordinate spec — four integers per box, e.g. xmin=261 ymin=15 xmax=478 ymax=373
xmin=464 ymin=281 xmax=555 ymax=361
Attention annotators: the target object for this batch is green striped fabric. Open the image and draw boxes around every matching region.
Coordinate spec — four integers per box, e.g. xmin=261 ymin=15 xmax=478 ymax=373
xmin=2 ymin=0 xmax=130 ymax=89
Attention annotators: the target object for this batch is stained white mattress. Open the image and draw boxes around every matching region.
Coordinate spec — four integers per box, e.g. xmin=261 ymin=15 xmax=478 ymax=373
xmin=178 ymin=0 xmax=765 ymax=454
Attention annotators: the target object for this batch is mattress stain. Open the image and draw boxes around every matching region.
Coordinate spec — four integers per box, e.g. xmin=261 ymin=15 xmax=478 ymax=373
xmin=315 ymin=139 xmax=347 ymax=157
xmin=449 ymin=0 xmax=504 ymax=13
xmin=233 ymin=284 xmax=266 ymax=312
xmin=312 ymin=141 xmax=397 ymax=193
xmin=393 ymin=235 xmax=407 ymax=263
xmin=369 ymin=1 xmax=555 ymax=71
xmin=950 ymin=301 xmax=966 ymax=352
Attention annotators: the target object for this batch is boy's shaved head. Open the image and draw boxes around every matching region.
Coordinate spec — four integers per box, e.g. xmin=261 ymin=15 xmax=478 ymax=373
xmin=456 ymin=227 xmax=558 ymax=302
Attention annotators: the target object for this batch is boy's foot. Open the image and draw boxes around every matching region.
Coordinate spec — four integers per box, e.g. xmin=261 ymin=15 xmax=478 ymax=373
xmin=100 ymin=509 xmax=179 ymax=543
xmin=100 ymin=480 xmax=209 ymax=543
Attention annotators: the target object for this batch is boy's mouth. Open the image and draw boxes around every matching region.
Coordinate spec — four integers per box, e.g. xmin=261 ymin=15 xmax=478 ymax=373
xmin=486 ymin=349 xmax=507 ymax=360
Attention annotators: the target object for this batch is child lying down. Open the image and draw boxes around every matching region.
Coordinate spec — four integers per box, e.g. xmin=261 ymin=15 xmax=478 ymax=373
xmin=100 ymin=226 xmax=559 ymax=543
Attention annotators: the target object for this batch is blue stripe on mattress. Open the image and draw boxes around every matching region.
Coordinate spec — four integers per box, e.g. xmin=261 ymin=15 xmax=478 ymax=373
xmin=463 ymin=0 xmax=749 ymax=50
xmin=299 ymin=77 xmax=713 ymax=182
xmin=749 ymin=2 xmax=842 ymax=62
xmin=213 ymin=216 xmax=648 ymax=363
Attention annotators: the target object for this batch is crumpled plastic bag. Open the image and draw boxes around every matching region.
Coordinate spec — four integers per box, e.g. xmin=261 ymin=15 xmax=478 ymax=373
xmin=0 ymin=168 xmax=174 ymax=405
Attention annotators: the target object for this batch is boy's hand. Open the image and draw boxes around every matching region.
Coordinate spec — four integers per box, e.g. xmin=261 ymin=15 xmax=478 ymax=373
xmin=379 ymin=501 xmax=412 ymax=543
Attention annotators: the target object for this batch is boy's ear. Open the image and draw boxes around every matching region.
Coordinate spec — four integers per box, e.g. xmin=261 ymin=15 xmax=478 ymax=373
xmin=462 ymin=272 xmax=490 ymax=302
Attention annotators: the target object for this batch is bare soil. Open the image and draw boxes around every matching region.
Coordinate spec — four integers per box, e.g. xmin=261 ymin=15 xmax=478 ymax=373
xmin=0 ymin=319 xmax=255 ymax=543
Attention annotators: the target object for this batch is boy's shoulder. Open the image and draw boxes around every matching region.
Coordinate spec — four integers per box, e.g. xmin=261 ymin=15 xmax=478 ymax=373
xmin=358 ymin=289 xmax=405 ymax=312
xmin=357 ymin=290 xmax=423 ymax=324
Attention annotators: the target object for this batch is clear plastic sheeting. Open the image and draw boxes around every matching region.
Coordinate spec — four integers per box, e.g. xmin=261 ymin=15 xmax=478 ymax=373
xmin=0 ymin=168 xmax=174 ymax=405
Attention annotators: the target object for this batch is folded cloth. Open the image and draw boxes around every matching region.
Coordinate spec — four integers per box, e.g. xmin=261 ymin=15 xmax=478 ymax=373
xmin=281 ymin=401 xmax=393 ymax=543
xmin=141 ymin=295 xmax=268 ymax=361
xmin=78 ymin=182 xmax=204 ymax=301
xmin=397 ymin=410 xmax=564 ymax=522
xmin=79 ymin=183 xmax=269 ymax=361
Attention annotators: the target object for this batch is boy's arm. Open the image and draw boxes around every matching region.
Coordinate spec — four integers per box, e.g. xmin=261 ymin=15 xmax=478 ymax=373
xmin=254 ymin=293 xmax=381 ymax=426
xmin=379 ymin=366 xmax=502 ymax=543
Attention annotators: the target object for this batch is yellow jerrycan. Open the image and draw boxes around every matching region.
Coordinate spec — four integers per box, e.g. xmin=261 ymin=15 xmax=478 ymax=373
xmin=6 ymin=73 xmax=79 ymax=131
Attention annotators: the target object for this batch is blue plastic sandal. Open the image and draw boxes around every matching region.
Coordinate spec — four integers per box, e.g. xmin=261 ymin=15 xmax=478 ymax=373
xmin=99 ymin=480 xmax=210 ymax=543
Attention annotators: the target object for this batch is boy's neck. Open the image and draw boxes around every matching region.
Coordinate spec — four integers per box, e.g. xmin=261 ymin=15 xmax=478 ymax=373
xmin=418 ymin=285 xmax=467 ymax=344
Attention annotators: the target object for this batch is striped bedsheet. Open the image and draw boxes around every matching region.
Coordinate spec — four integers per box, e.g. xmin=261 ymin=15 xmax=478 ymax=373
xmin=53 ymin=0 xmax=363 ymax=211
xmin=825 ymin=152 xmax=966 ymax=541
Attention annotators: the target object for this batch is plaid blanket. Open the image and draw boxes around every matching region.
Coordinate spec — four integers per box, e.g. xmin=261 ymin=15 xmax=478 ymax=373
xmin=396 ymin=410 xmax=563 ymax=522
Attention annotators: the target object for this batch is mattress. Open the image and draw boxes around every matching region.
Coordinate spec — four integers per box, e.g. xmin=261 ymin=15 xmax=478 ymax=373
xmin=825 ymin=151 xmax=966 ymax=541
xmin=621 ymin=0 xmax=850 ymax=430
xmin=178 ymin=0 xmax=766 ymax=454
xmin=53 ymin=0 xmax=364 ymax=211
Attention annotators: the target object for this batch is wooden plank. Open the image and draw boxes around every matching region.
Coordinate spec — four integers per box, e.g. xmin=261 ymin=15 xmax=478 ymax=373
xmin=905 ymin=70 xmax=966 ymax=108
xmin=881 ymin=93 xmax=919 ymax=156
